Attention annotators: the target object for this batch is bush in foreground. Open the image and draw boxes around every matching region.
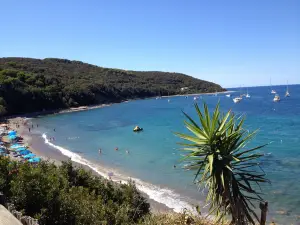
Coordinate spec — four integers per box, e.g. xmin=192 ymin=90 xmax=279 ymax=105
xmin=0 ymin=157 xmax=150 ymax=225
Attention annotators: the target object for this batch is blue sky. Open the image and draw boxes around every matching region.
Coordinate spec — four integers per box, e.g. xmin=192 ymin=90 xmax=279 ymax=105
xmin=0 ymin=0 xmax=299 ymax=87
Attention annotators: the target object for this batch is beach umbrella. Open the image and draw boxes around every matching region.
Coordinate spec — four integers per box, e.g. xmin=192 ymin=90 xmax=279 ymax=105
xmin=23 ymin=153 xmax=36 ymax=159
xmin=8 ymin=135 xmax=17 ymax=140
xmin=15 ymin=147 xmax=27 ymax=152
xmin=8 ymin=130 xmax=16 ymax=135
xmin=28 ymin=157 xmax=41 ymax=163
xmin=11 ymin=144 xmax=25 ymax=149
xmin=19 ymin=150 xmax=31 ymax=155
xmin=10 ymin=144 xmax=20 ymax=148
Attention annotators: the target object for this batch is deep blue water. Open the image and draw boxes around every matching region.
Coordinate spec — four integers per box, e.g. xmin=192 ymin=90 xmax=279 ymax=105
xmin=32 ymin=85 xmax=300 ymax=224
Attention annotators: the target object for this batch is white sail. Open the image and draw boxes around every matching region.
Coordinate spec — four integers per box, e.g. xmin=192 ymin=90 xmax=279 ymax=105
xmin=270 ymin=78 xmax=276 ymax=94
xmin=285 ymin=81 xmax=290 ymax=97
xmin=246 ymin=87 xmax=251 ymax=98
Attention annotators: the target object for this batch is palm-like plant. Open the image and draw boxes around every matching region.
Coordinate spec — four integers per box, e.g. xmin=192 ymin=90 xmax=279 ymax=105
xmin=175 ymin=103 xmax=269 ymax=225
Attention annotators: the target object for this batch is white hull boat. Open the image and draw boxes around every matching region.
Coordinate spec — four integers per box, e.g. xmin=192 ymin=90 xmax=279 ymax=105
xmin=233 ymin=97 xmax=242 ymax=103
xmin=273 ymin=94 xmax=280 ymax=102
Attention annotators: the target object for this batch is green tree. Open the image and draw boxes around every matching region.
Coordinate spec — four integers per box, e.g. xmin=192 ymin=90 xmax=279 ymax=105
xmin=0 ymin=157 xmax=150 ymax=225
xmin=175 ymin=103 xmax=269 ymax=225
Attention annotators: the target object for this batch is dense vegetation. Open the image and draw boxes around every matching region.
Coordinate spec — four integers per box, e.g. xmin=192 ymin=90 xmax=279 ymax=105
xmin=0 ymin=57 xmax=225 ymax=116
xmin=0 ymin=157 xmax=215 ymax=225
xmin=0 ymin=158 xmax=150 ymax=225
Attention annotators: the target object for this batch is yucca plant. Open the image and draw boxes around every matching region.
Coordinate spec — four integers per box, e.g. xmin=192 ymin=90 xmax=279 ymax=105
xmin=175 ymin=102 xmax=269 ymax=225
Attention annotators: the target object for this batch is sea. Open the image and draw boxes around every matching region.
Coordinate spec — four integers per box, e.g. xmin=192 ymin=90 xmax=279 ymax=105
xmin=31 ymin=85 xmax=300 ymax=224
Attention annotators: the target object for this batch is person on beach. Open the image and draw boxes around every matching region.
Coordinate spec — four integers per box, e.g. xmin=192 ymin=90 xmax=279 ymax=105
xmin=28 ymin=127 xmax=31 ymax=132
xmin=31 ymin=124 xmax=34 ymax=128
xmin=36 ymin=124 xmax=39 ymax=127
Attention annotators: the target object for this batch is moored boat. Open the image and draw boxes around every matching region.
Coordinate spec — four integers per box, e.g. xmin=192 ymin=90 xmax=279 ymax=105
xmin=233 ymin=97 xmax=242 ymax=103
xmin=273 ymin=94 xmax=280 ymax=102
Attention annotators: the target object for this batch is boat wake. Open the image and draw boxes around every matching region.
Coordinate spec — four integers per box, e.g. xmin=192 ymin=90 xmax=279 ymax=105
xmin=41 ymin=133 xmax=196 ymax=213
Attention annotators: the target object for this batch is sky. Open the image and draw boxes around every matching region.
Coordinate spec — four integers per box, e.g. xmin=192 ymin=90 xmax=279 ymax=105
xmin=0 ymin=0 xmax=299 ymax=87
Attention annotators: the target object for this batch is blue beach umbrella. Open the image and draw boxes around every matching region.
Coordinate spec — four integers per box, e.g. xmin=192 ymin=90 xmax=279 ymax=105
xmin=8 ymin=135 xmax=17 ymax=140
xmin=28 ymin=157 xmax=41 ymax=163
xmin=15 ymin=147 xmax=27 ymax=152
xmin=23 ymin=153 xmax=36 ymax=159
xmin=10 ymin=144 xmax=23 ymax=149
xmin=19 ymin=150 xmax=31 ymax=155
xmin=8 ymin=130 xmax=17 ymax=135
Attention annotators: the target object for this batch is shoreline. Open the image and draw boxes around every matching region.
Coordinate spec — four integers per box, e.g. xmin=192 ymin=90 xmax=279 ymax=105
xmin=6 ymin=117 xmax=174 ymax=214
xmin=4 ymin=90 xmax=231 ymax=119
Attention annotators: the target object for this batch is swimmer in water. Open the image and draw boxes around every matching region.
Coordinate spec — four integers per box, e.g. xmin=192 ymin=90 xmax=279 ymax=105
xmin=126 ymin=150 xmax=129 ymax=154
xmin=99 ymin=149 xmax=102 ymax=154
xmin=115 ymin=147 xmax=118 ymax=151
xmin=173 ymin=165 xmax=176 ymax=168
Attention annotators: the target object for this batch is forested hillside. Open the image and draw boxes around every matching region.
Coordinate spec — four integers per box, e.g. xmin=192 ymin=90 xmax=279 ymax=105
xmin=0 ymin=57 xmax=225 ymax=115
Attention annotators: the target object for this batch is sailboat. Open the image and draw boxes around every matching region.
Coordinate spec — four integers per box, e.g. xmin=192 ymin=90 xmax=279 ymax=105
xmin=285 ymin=81 xmax=290 ymax=97
xmin=270 ymin=79 xmax=276 ymax=94
xmin=246 ymin=87 xmax=251 ymax=98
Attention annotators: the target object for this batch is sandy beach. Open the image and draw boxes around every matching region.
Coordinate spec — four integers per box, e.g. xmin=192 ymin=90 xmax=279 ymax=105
xmin=5 ymin=116 xmax=173 ymax=214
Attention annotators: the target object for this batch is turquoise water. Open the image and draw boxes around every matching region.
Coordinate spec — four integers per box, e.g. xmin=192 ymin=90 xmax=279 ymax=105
xmin=32 ymin=85 xmax=300 ymax=224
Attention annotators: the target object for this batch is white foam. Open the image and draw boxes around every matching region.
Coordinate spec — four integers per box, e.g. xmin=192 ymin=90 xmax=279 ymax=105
xmin=41 ymin=133 xmax=196 ymax=213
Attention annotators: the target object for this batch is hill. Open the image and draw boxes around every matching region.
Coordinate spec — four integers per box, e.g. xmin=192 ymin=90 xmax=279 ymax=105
xmin=0 ymin=57 xmax=225 ymax=116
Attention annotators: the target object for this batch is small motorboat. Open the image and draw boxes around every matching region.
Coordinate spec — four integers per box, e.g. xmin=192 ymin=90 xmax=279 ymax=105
xmin=133 ymin=126 xmax=143 ymax=132
xmin=273 ymin=94 xmax=280 ymax=102
xmin=226 ymin=94 xmax=231 ymax=98
xmin=233 ymin=97 xmax=242 ymax=103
